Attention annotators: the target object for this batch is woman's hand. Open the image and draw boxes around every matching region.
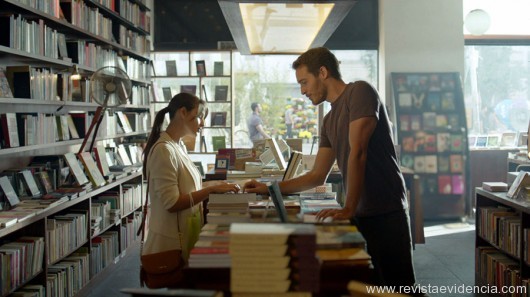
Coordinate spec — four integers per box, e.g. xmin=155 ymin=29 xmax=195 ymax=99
xmin=207 ymin=181 xmax=241 ymax=194
xmin=242 ymin=179 xmax=268 ymax=194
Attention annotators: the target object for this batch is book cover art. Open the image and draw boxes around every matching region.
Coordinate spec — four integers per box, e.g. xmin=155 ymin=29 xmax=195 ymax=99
xmin=1 ymin=113 xmax=20 ymax=148
xmin=413 ymin=156 xmax=425 ymax=173
xmin=441 ymin=92 xmax=456 ymax=110
xmin=0 ymin=176 xmax=20 ymax=207
xmin=213 ymin=61 xmax=224 ymax=76
xmin=424 ymin=155 xmax=437 ymax=173
xmin=401 ymin=154 xmax=414 ymax=169
xmin=63 ymin=153 xmax=89 ymax=186
xmin=210 ymin=112 xmax=227 ymax=126
xmin=78 ymin=152 xmax=106 ymax=188
xmin=212 ymin=136 xmax=226 ymax=152
xmin=423 ymin=177 xmax=438 ymax=195
xmin=475 ymin=136 xmax=487 ymax=148
xmin=399 ymin=115 xmax=410 ymax=131
xmin=180 ymin=85 xmax=197 ymax=96
xmin=398 ymin=93 xmax=412 ymax=108
xmin=436 ymin=114 xmax=448 ymax=128
xmin=195 ymin=60 xmax=206 ymax=76
xmin=412 ymin=92 xmax=426 ymax=109
xmin=426 ymin=92 xmax=441 ymax=111
xmin=402 ymin=136 xmax=415 ymax=152
xmin=162 ymin=87 xmax=172 ymax=101
xmin=424 ymin=133 xmax=436 ymax=152
xmin=165 ymin=60 xmax=177 ymax=76
xmin=449 ymin=154 xmax=463 ymax=173
xmin=451 ymin=175 xmax=464 ymax=195
xmin=450 ymin=134 xmax=463 ymax=152
xmin=438 ymin=175 xmax=452 ymax=194
xmin=422 ymin=112 xmax=436 ymax=131
xmin=436 ymin=133 xmax=450 ymax=152
xmin=410 ymin=115 xmax=421 ymax=131
xmin=214 ymin=85 xmax=228 ymax=101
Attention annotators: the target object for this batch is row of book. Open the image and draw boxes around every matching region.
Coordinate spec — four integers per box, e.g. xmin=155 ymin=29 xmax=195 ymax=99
xmin=158 ymin=84 xmax=229 ymax=102
xmin=162 ymin=60 xmax=227 ymax=77
xmin=120 ymin=211 xmax=142 ymax=252
xmin=0 ymin=14 xmax=63 ymax=59
xmin=478 ymin=207 xmax=520 ymax=258
xmin=117 ymin=0 xmax=151 ymax=32
xmin=476 ymin=246 xmax=526 ymax=297
xmin=0 ymin=236 xmax=45 ymax=295
xmin=118 ymin=25 xmax=149 ymax=55
xmin=47 ymin=250 xmax=90 ymax=297
xmin=402 ymin=154 xmax=463 ymax=174
xmin=90 ymin=231 xmax=120 ymax=278
xmin=62 ymin=0 xmax=113 ymax=40
xmin=47 ymin=211 xmax=88 ymax=265
xmin=470 ymin=132 xmax=528 ymax=149
xmin=401 ymin=132 xmax=464 ymax=153
xmin=0 ymin=63 xmax=150 ymax=102
xmin=0 ymin=111 xmax=150 ymax=149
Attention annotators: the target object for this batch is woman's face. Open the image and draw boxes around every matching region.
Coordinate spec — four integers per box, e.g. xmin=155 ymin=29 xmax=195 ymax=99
xmin=184 ymin=106 xmax=205 ymax=136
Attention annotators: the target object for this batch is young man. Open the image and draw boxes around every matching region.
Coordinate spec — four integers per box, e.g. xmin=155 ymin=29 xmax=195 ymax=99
xmin=247 ymin=102 xmax=270 ymax=144
xmin=244 ymin=47 xmax=422 ymax=295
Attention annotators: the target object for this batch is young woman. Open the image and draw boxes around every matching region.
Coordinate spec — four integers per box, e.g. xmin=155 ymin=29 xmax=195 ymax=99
xmin=142 ymin=92 xmax=240 ymax=261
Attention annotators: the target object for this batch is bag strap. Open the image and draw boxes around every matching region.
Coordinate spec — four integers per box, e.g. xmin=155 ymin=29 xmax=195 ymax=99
xmin=137 ymin=141 xmax=183 ymax=247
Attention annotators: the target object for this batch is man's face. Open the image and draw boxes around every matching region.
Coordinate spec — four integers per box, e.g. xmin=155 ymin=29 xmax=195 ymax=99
xmin=295 ymin=65 xmax=326 ymax=106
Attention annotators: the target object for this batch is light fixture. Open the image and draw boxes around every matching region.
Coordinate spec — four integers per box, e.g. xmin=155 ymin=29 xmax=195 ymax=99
xmin=218 ymin=1 xmax=356 ymax=54
xmin=464 ymin=9 xmax=491 ymax=36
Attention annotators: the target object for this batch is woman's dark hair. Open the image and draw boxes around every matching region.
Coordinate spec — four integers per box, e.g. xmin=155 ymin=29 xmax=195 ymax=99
xmin=143 ymin=92 xmax=206 ymax=175
xmin=292 ymin=47 xmax=341 ymax=80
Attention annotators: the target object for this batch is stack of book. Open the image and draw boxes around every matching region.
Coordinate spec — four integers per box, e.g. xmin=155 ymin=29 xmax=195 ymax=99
xmin=229 ymin=223 xmax=320 ymax=294
xmin=206 ymin=193 xmax=255 ymax=224
xmin=188 ymin=224 xmax=231 ymax=268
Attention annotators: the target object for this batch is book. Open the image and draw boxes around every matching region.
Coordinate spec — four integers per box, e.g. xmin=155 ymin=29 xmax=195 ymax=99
xmin=212 ymin=136 xmax=226 ymax=152
xmin=1 ymin=113 xmax=20 ymax=148
xmin=162 ymin=87 xmax=172 ymax=101
xmin=283 ymin=151 xmax=303 ymax=181
xmin=210 ymin=112 xmax=227 ymax=126
xmin=115 ymin=111 xmax=133 ymax=134
xmin=0 ymin=176 xmax=20 ymax=207
xmin=202 ymin=85 xmax=208 ymax=101
xmin=449 ymin=154 xmax=463 ymax=173
xmin=19 ymin=170 xmax=42 ymax=198
xmin=500 ymin=132 xmax=516 ymax=147
xmin=507 ymin=171 xmax=530 ymax=199
xmin=214 ymin=85 xmax=228 ymax=101
xmin=268 ymin=138 xmax=287 ymax=171
xmin=66 ymin=115 xmax=80 ymax=139
xmin=78 ymin=152 xmax=106 ymax=188
xmin=438 ymin=175 xmax=452 ymax=194
xmin=482 ymin=182 xmax=508 ymax=192
xmin=213 ymin=61 xmax=224 ymax=76
xmin=63 ymin=153 xmax=90 ymax=186
xmin=486 ymin=135 xmax=500 ymax=147
xmin=0 ymin=67 xmax=13 ymax=98
xmin=165 ymin=60 xmax=177 ymax=76
xmin=180 ymin=85 xmax=197 ymax=95
xmin=196 ymin=60 xmax=206 ymax=76
xmin=451 ymin=175 xmax=464 ymax=194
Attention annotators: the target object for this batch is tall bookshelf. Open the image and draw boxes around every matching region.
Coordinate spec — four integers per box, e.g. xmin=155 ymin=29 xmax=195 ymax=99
xmin=151 ymin=50 xmax=233 ymax=153
xmin=475 ymin=188 xmax=530 ymax=295
xmin=391 ymin=72 xmax=470 ymax=220
xmin=0 ymin=0 xmax=151 ymax=295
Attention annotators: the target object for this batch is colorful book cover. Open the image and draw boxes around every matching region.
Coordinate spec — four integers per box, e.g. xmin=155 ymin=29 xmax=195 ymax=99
xmin=438 ymin=175 xmax=452 ymax=194
xmin=424 ymin=155 xmax=438 ymax=173
xmin=410 ymin=115 xmax=421 ymax=131
xmin=438 ymin=156 xmax=450 ymax=173
xmin=450 ymin=134 xmax=463 ymax=152
xmin=413 ymin=156 xmax=425 ymax=173
xmin=399 ymin=115 xmax=410 ymax=131
xmin=424 ymin=134 xmax=436 ymax=152
xmin=426 ymin=92 xmax=441 ymax=111
xmin=449 ymin=154 xmax=463 ymax=173
xmin=451 ymin=175 xmax=464 ymax=195
xmin=436 ymin=133 xmax=450 ymax=152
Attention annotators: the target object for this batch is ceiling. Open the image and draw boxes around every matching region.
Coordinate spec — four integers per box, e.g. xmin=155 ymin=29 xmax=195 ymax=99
xmin=154 ymin=0 xmax=378 ymax=52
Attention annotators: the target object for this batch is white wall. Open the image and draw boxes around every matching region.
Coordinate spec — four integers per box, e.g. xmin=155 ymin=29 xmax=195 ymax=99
xmin=379 ymin=0 xmax=465 ymax=110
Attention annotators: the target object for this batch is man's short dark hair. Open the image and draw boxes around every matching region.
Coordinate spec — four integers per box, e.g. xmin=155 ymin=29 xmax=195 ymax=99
xmin=251 ymin=102 xmax=259 ymax=112
xmin=292 ymin=47 xmax=341 ymax=80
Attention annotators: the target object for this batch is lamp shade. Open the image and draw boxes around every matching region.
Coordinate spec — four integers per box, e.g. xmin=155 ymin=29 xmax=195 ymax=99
xmin=464 ymin=9 xmax=491 ymax=36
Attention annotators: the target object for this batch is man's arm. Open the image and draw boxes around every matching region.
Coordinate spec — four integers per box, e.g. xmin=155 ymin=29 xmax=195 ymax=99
xmin=243 ymin=147 xmax=336 ymax=194
xmin=317 ymin=116 xmax=377 ymax=220
xmin=256 ymin=124 xmax=271 ymax=139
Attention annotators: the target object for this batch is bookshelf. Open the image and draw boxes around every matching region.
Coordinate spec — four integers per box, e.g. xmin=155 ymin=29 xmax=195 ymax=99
xmin=475 ymin=188 xmax=530 ymax=294
xmin=151 ymin=50 xmax=233 ymax=152
xmin=0 ymin=0 xmax=151 ymax=295
xmin=391 ymin=72 xmax=470 ymax=219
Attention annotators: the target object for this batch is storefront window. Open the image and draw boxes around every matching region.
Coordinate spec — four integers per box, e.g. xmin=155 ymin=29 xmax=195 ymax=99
xmin=464 ymin=46 xmax=530 ymax=144
xmin=232 ymin=50 xmax=378 ymax=153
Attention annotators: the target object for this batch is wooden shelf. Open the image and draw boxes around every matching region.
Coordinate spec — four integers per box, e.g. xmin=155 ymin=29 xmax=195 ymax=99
xmin=0 ymin=172 xmax=142 ymax=238
xmin=1 ymin=0 xmax=150 ymax=61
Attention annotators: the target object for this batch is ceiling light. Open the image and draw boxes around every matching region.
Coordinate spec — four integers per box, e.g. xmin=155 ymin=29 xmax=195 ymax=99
xmin=218 ymin=1 xmax=356 ymax=54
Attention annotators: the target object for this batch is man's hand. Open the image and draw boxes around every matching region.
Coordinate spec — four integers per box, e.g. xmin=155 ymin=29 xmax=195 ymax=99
xmin=316 ymin=207 xmax=354 ymax=221
xmin=242 ymin=179 xmax=268 ymax=194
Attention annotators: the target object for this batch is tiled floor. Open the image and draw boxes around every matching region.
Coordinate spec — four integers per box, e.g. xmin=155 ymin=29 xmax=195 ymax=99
xmin=84 ymin=221 xmax=477 ymax=297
